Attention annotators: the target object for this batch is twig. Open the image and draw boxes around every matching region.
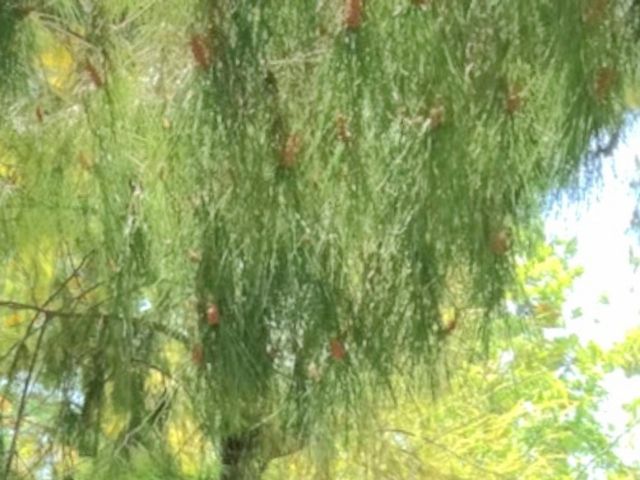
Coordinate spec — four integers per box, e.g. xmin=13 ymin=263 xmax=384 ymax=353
xmin=35 ymin=12 xmax=96 ymax=49
xmin=587 ymin=129 xmax=621 ymax=160
xmin=3 ymin=315 xmax=49 ymax=478
xmin=0 ymin=302 xmax=189 ymax=364
xmin=574 ymin=420 xmax=640 ymax=479
xmin=1 ymin=252 xmax=94 ymax=369
xmin=0 ymin=301 xmax=81 ymax=318
xmin=381 ymin=428 xmax=509 ymax=479
xmin=113 ymin=388 xmax=174 ymax=456
xmin=2 ymin=251 xmax=94 ymax=478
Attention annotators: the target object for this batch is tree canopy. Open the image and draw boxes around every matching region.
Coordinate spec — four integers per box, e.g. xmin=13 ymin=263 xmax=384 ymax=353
xmin=1 ymin=1 xmax=639 ymax=478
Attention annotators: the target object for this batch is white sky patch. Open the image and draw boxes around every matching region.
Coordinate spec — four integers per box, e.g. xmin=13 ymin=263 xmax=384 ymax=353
xmin=546 ymin=121 xmax=640 ymax=347
xmin=544 ymin=118 xmax=640 ymax=472
xmin=498 ymin=349 xmax=515 ymax=370
xmin=596 ymin=369 xmax=640 ymax=465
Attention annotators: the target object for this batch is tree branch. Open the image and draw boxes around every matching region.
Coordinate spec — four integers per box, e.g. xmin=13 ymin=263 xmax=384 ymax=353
xmin=3 ymin=251 xmax=95 ymax=478
xmin=3 ymin=314 xmax=48 ymax=478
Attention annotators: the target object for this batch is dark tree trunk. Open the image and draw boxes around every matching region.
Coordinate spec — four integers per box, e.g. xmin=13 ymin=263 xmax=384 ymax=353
xmin=219 ymin=431 xmax=266 ymax=480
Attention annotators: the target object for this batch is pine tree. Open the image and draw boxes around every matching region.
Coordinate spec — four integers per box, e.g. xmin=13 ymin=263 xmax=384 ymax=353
xmin=0 ymin=1 xmax=638 ymax=478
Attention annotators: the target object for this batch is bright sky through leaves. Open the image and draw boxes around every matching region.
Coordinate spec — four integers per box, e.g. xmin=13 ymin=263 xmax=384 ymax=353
xmin=545 ymin=116 xmax=640 ymax=473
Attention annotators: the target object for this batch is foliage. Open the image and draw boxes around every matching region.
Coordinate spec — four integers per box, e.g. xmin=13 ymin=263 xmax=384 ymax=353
xmin=608 ymin=327 xmax=640 ymax=377
xmin=1 ymin=1 xmax=639 ymax=478
xmin=265 ymin=239 xmax=636 ymax=479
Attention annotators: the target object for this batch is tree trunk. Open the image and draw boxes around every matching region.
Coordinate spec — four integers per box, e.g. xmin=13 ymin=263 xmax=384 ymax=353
xmin=219 ymin=431 xmax=266 ymax=480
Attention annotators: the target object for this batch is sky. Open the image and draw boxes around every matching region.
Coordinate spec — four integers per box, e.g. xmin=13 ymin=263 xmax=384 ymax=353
xmin=544 ymin=117 xmax=640 ymax=471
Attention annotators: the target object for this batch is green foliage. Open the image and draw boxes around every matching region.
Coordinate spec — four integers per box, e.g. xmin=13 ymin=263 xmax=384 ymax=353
xmin=1 ymin=1 xmax=639 ymax=478
xmin=607 ymin=327 xmax=640 ymax=376
xmin=265 ymin=241 xmax=633 ymax=479
xmin=511 ymin=238 xmax=585 ymax=327
xmin=0 ymin=2 xmax=32 ymax=94
xmin=72 ymin=448 xmax=187 ymax=480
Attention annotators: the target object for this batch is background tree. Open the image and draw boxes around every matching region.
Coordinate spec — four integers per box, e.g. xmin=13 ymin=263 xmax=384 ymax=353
xmin=265 ymin=239 xmax=638 ymax=479
xmin=1 ymin=1 xmax=639 ymax=478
